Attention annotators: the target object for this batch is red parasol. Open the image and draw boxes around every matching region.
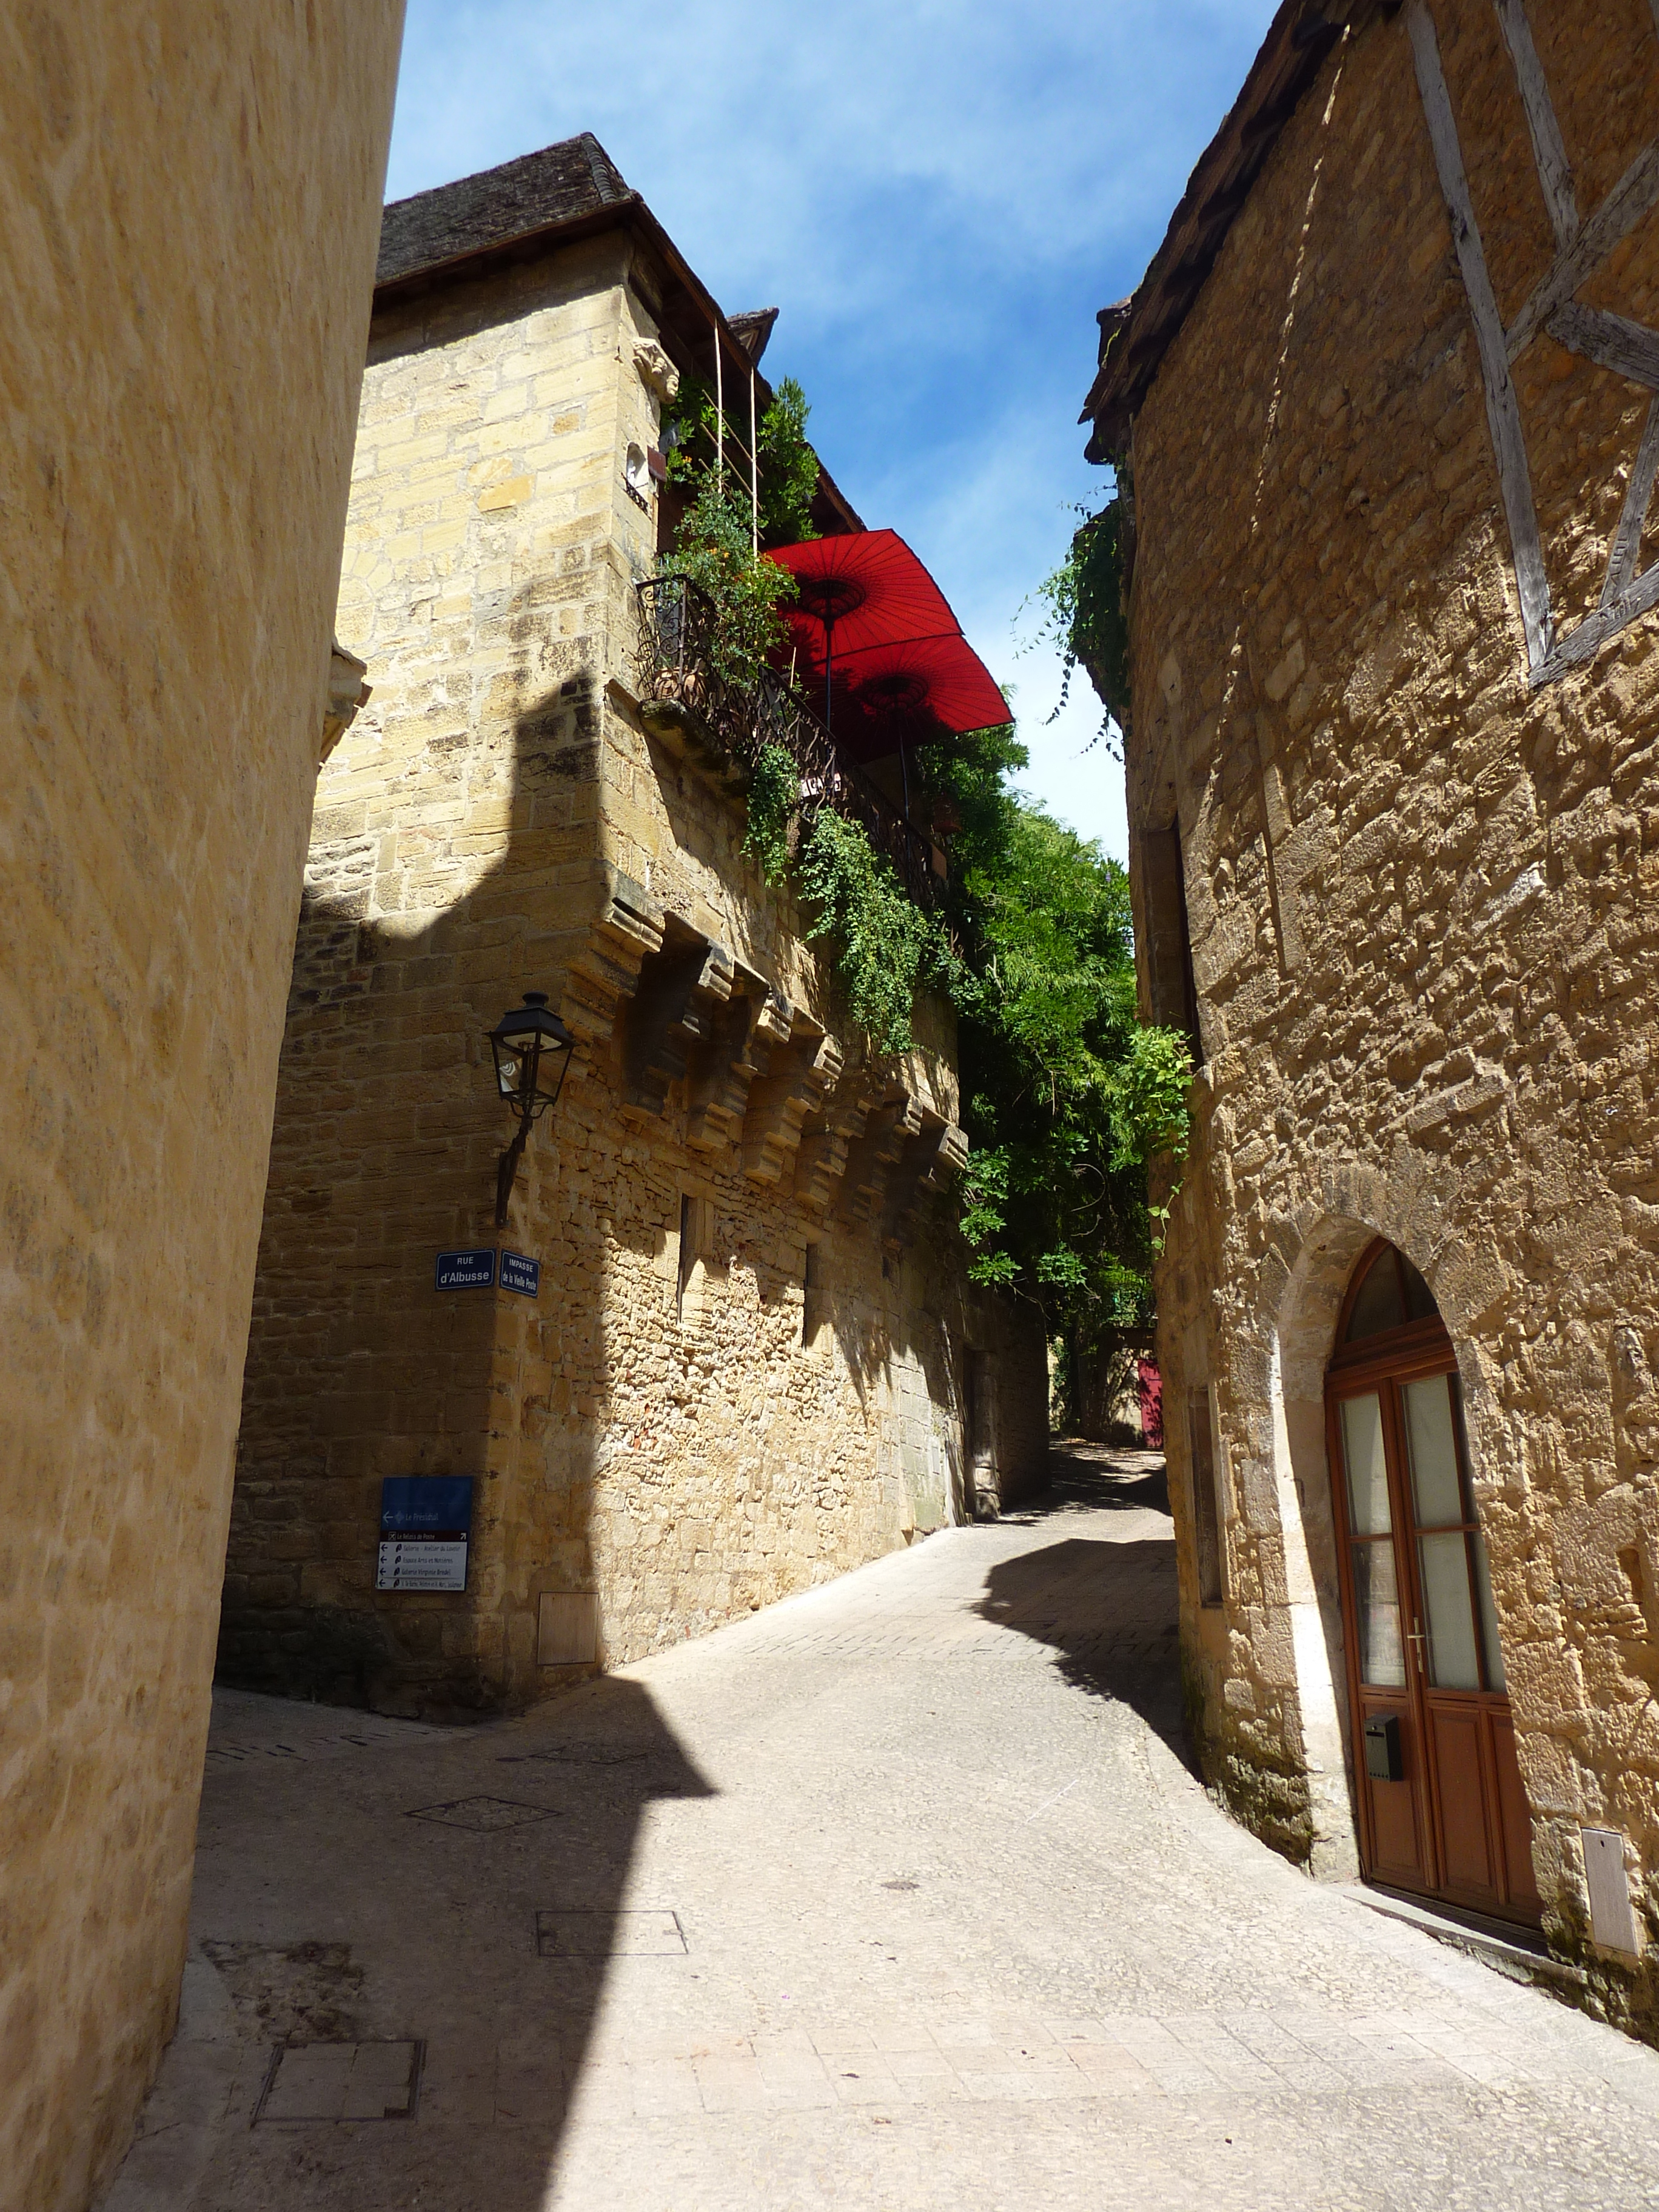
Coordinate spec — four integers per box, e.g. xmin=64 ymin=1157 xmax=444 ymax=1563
xmin=766 ymin=529 xmax=962 ymax=662
xmin=765 ymin=529 xmax=1007 ymax=786
xmin=828 ymin=633 xmax=1010 ymax=764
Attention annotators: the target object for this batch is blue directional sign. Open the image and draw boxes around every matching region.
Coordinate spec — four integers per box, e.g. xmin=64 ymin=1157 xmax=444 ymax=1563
xmin=499 ymin=1250 xmax=541 ymax=1298
xmin=377 ymin=1476 xmax=474 ymax=1593
xmin=435 ymin=1247 xmax=495 ymax=1290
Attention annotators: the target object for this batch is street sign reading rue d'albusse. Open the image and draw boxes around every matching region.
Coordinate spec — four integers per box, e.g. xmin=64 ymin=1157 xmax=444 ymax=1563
xmin=434 ymin=1247 xmax=495 ymax=1290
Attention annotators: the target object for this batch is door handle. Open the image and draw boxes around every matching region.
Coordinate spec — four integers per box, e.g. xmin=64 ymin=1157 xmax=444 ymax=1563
xmin=1406 ymin=1617 xmax=1427 ymax=1677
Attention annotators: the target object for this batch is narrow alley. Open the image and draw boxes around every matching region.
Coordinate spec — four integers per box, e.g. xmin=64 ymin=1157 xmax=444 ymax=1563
xmin=109 ymin=1447 xmax=1659 ymax=2211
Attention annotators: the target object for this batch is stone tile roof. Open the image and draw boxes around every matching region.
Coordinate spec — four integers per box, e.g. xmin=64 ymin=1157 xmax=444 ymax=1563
xmin=1081 ymin=0 xmax=1389 ymax=461
xmin=377 ymin=132 xmax=635 ymax=288
xmin=728 ymin=309 xmax=779 ymax=365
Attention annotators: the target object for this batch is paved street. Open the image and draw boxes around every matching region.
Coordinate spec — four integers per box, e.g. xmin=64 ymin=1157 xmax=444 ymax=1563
xmin=107 ymin=1446 xmax=1659 ymax=2211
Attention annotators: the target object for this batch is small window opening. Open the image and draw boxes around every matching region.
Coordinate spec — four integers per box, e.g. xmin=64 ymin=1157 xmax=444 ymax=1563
xmin=1188 ymin=1386 xmax=1224 ymax=1606
xmin=677 ymin=1195 xmax=710 ymax=1322
xmin=802 ymin=1242 xmax=821 ymax=1347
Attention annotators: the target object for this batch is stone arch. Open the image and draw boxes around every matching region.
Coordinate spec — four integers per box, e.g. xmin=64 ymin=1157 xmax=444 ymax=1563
xmin=1244 ymin=1154 xmax=1515 ymax=1879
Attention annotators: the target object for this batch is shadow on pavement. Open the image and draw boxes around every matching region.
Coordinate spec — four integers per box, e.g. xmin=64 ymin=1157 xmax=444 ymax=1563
xmin=107 ymin=1677 xmax=713 ymax=2212
xmin=974 ymin=1442 xmax=1195 ymax=1777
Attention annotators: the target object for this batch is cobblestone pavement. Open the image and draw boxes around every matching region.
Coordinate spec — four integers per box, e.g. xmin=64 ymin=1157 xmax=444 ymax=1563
xmin=106 ymin=1446 xmax=1659 ymax=2210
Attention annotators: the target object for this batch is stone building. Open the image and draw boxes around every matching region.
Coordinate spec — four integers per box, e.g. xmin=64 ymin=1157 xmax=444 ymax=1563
xmin=1083 ymin=0 xmax=1659 ymax=2034
xmin=0 ymin=7 xmax=403 ymax=2206
xmin=219 ymin=138 xmax=1048 ymax=1718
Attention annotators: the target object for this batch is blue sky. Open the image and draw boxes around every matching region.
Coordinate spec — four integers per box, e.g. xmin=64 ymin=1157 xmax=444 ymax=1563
xmin=386 ymin=2 xmax=1278 ymax=861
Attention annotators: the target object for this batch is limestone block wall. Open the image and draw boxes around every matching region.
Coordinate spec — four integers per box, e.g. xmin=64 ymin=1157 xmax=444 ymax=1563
xmin=1121 ymin=0 xmax=1659 ymax=2031
xmin=0 ymin=7 xmax=403 ymax=2207
xmin=223 ymin=229 xmax=1047 ymax=1717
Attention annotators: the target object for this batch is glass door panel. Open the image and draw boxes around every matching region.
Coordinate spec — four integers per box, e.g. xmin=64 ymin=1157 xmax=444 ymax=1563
xmin=1472 ymin=1533 xmax=1506 ymax=1691
xmin=1417 ymin=1531 xmax=1481 ymax=1689
xmin=1402 ymin=1375 xmax=1464 ymax=1524
xmin=1341 ymin=1394 xmax=1390 ymax=1533
xmin=1337 ymin=1392 xmax=1405 ymax=1686
xmin=1352 ymin=1541 xmax=1406 ymax=1686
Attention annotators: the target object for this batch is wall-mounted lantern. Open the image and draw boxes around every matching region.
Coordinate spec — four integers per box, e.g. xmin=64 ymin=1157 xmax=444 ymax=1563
xmin=488 ymin=990 xmax=575 ymax=1227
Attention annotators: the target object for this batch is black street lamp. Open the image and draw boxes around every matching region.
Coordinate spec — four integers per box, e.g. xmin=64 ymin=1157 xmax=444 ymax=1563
xmin=488 ymin=990 xmax=575 ymax=1227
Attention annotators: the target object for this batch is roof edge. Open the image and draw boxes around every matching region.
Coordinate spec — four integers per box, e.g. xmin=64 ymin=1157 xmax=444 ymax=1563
xmin=369 ymin=184 xmax=865 ymax=537
xmin=1081 ymin=0 xmax=1398 ymax=461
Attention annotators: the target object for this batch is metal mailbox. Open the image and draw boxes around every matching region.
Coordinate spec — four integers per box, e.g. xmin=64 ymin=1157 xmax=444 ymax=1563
xmin=1363 ymin=1711 xmax=1404 ymax=1783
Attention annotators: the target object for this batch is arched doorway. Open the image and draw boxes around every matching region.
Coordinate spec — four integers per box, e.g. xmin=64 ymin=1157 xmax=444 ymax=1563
xmin=1326 ymin=1239 xmax=1540 ymax=1925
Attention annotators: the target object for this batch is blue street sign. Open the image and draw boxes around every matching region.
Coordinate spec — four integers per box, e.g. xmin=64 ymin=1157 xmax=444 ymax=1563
xmin=500 ymin=1250 xmax=541 ymax=1298
xmin=435 ymin=1247 xmax=495 ymax=1290
xmin=380 ymin=1476 xmax=474 ymax=1536
xmin=377 ymin=1476 xmax=474 ymax=1594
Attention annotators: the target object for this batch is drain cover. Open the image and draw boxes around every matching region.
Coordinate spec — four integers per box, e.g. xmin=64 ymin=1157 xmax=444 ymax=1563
xmin=406 ymin=1797 xmax=558 ymax=1832
xmin=255 ymin=2041 xmax=423 ymax=2123
xmin=536 ymin=1909 xmax=685 ymax=1957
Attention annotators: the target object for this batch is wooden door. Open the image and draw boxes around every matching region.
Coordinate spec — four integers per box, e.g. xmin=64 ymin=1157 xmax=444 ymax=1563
xmin=1326 ymin=1243 xmax=1540 ymax=1926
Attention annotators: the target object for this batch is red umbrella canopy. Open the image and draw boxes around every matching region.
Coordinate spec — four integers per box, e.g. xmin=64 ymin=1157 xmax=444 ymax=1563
xmin=764 ymin=529 xmax=1007 ymax=760
xmin=766 ymin=529 xmax=960 ymax=660
xmin=830 ymin=633 xmax=1010 ymax=764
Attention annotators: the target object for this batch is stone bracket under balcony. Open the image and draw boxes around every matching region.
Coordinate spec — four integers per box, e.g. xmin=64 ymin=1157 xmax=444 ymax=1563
xmin=793 ymin=1066 xmax=879 ymax=1216
xmin=559 ymin=866 xmax=668 ymax=1047
xmin=838 ymin=1092 xmax=926 ymax=1227
xmin=883 ymin=1114 xmax=970 ymax=1249
xmin=623 ymin=922 xmax=736 ymax=1118
xmin=743 ymin=1022 xmax=844 ymax=1188
xmin=687 ymin=970 xmax=794 ymax=1155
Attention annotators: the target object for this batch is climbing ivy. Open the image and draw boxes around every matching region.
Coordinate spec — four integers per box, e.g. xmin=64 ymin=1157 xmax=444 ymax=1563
xmin=1023 ymin=493 xmax=1131 ymax=747
xmin=793 ymin=810 xmax=946 ymax=1057
xmin=741 ymin=742 xmax=798 ymax=885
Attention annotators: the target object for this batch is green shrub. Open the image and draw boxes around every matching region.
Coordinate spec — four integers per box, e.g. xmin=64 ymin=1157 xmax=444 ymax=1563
xmin=794 ymin=811 xmax=943 ymax=1056
xmin=742 ymin=743 xmax=797 ymax=885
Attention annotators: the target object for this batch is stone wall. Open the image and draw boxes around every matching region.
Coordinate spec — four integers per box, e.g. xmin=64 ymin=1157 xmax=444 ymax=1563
xmin=0 ymin=6 xmax=403 ymax=2206
xmin=221 ymin=223 xmax=1047 ymax=1716
xmin=1121 ymin=0 xmax=1659 ymax=2030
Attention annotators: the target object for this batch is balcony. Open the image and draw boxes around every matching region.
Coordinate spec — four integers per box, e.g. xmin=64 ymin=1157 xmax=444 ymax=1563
xmin=634 ymin=577 xmax=945 ymax=912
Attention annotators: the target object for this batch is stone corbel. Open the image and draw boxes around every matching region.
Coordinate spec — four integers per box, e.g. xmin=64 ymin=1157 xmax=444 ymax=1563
xmin=793 ymin=1066 xmax=877 ymax=1215
xmin=559 ymin=868 xmax=667 ymax=1047
xmin=743 ymin=1022 xmax=843 ymax=1187
xmin=837 ymin=1091 xmax=925 ymax=1227
xmin=687 ymin=977 xmax=793 ymax=1155
xmin=633 ymin=338 xmax=680 ymax=403
xmin=882 ymin=1114 xmax=970 ymax=1248
xmin=624 ymin=925 xmax=736 ymax=1116
xmin=319 ymin=638 xmax=370 ymax=767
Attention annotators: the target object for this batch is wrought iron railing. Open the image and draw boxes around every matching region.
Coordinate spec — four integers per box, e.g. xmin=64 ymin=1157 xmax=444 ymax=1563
xmin=635 ymin=576 xmax=944 ymax=911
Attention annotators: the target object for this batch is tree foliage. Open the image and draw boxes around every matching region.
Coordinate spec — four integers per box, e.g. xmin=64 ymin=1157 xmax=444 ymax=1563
xmin=661 ymin=372 xmax=821 ymax=548
xmin=919 ymin=723 xmax=1190 ymax=1339
xmin=657 ymin=478 xmax=797 ymax=691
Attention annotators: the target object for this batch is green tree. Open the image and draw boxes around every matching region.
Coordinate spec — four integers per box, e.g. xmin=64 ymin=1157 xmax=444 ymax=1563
xmin=919 ymin=724 xmax=1190 ymax=1344
xmin=662 ymin=372 xmax=821 ymax=548
xmin=657 ymin=477 xmax=797 ymax=692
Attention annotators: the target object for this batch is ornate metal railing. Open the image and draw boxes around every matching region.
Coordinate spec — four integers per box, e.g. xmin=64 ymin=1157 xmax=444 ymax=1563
xmin=635 ymin=577 xmax=944 ymax=911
